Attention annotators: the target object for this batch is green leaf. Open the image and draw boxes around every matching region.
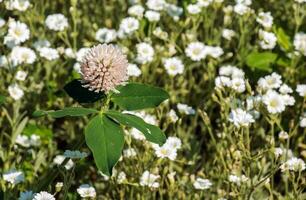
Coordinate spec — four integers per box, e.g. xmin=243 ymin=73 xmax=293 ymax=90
xmin=23 ymin=123 xmax=53 ymax=139
xmin=111 ymin=83 xmax=169 ymax=111
xmin=105 ymin=110 xmax=166 ymax=145
xmin=32 ymin=110 xmax=46 ymax=117
xmin=246 ymin=52 xmax=278 ymax=71
xmin=85 ymin=114 xmax=124 ymax=176
xmin=276 ymin=57 xmax=291 ymax=68
xmin=64 ymin=79 xmax=106 ymax=103
xmin=12 ymin=117 xmax=28 ymax=143
xmin=0 ymin=95 xmax=5 ymax=105
xmin=33 ymin=107 xmax=98 ymax=118
xmin=274 ymin=27 xmax=292 ymax=51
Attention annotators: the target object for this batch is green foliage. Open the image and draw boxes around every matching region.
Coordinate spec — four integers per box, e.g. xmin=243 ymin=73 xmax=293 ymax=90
xmin=0 ymin=95 xmax=5 ymax=105
xmin=85 ymin=114 xmax=124 ymax=176
xmin=23 ymin=123 xmax=53 ymax=139
xmin=105 ymin=110 xmax=166 ymax=146
xmin=276 ymin=57 xmax=291 ymax=68
xmin=1 ymin=0 xmax=306 ymax=199
xmin=246 ymin=52 xmax=278 ymax=71
xmin=32 ymin=107 xmax=98 ymax=118
xmin=32 ymin=82 xmax=169 ymax=176
xmin=274 ymin=27 xmax=292 ymax=51
xmin=111 ymin=83 xmax=169 ymax=111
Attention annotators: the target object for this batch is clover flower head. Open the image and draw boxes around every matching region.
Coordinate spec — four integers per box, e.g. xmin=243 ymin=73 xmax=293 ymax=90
xmin=81 ymin=44 xmax=128 ymax=93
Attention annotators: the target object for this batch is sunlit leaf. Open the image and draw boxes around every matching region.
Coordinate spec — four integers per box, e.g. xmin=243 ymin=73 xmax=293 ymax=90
xmin=246 ymin=52 xmax=278 ymax=71
xmin=111 ymin=83 xmax=169 ymax=111
xmin=85 ymin=114 xmax=124 ymax=176
xmin=105 ymin=110 xmax=166 ymax=145
xmin=274 ymin=27 xmax=292 ymax=51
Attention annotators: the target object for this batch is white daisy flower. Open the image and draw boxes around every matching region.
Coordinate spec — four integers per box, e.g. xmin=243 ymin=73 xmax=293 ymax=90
xmin=165 ymin=137 xmax=182 ymax=150
xmin=293 ymin=33 xmax=306 ymax=56
xmin=177 ymin=103 xmax=196 ymax=115
xmin=128 ymin=4 xmax=145 ymax=18
xmin=263 ymin=72 xmax=282 ymax=90
xmin=215 ymin=76 xmax=232 ymax=88
xmin=193 ymin=178 xmax=212 ymax=190
xmin=6 ymin=0 xmax=30 ymax=11
xmin=280 ymin=157 xmax=306 ymax=172
xmin=117 ymin=171 xmax=127 ymax=184
xmin=231 ymin=78 xmax=245 ymax=93
xmin=53 ymin=155 xmax=74 ymax=170
xmin=15 ymin=135 xmax=30 ymax=147
xmin=45 ymin=13 xmax=68 ymax=31
xmin=219 ymin=65 xmax=235 ymax=76
xmin=127 ymin=63 xmax=141 ymax=77
xmin=197 ymin=0 xmax=213 ymax=7
xmin=136 ymin=42 xmax=154 ymax=64
xmin=236 ymin=0 xmax=252 ymax=6
xmin=279 ymin=131 xmax=289 ymax=140
xmin=234 ymin=4 xmax=252 ymax=15
xmin=262 ymin=90 xmax=285 ymax=114
xmin=95 ymin=28 xmax=117 ymax=43
xmin=15 ymin=70 xmax=27 ymax=81
xmin=119 ymin=17 xmax=139 ymax=35
xmin=274 ymin=147 xmax=283 ymax=158
xmin=167 ymin=109 xmax=179 ymax=122
xmin=282 ymin=94 xmax=295 ymax=106
xmin=300 ymin=117 xmax=306 ymax=127
xmin=33 ymin=191 xmax=55 ymax=200
xmin=231 ymin=67 xmax=245 ymax=78
xmin=3 ymin=169 xmax=24 ymax=185
xmin=154 ymin=145 xmax=177 ymax=160
xmin=163 ymin=57 xmax=184 ymax=76
xmin=123 ymin=148 xmax=137 ymax=158
xmin=259 ymin=29 xmax=277 ymax=49
xmin=279 ymin=84 xmax=293 ymax=94
xmin=229 ymin=108 xmax=254 ymax=127
xmin=140 ymin=171 xmax=160 ymax=188
xmin=77 ymin=184 xmax=96 ymax=198
xmin=296 ymin=84 xmax=306 ymax=97
xmin=205 ymin=46 xmax=224 ymax=58
xmin=33 ymin=39 xmax=51 ymax=50
xmin=165 ymin=3 xmax=183 ymax=21
xmin=10 ymin=46 xmax=36 ymax=66
xmin=228 ymin=174 xmax=248 ymax=186
xmin=7 ymin=20 xmax=30 ymax=44
xmin=153 ymin=27 xmax=168 ymax=40
xmin=146 ymin=0 xmax=166 ymax=11
xmin=185 ymin=42 xmax=206 ymax=61
xmin=38 ymin=47 xmax=59 ymax=61
xmin=187 ymin=4 xmax=201 ymax=14
xmin=256 ymin=12 xmax=273 ymax=29
xmin=145 ymin=10 xmax=160 ymax=22
xmin=8 ymin=84 xmax=24 ymax=100
xmin=222 ymin=29 xmax=236 ymax=40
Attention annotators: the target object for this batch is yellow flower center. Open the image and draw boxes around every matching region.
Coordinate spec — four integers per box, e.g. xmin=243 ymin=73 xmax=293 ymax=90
xmin=269 ymin=99 xmax=278 ymax=107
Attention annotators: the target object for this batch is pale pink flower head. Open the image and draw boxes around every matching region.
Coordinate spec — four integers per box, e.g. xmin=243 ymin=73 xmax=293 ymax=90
xmin=81 ymin=44 xmax=128 ymax=93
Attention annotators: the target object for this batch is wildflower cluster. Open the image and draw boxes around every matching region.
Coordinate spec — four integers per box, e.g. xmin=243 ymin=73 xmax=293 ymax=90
xmin=0 ymin=0 xmax=305 ymax=199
